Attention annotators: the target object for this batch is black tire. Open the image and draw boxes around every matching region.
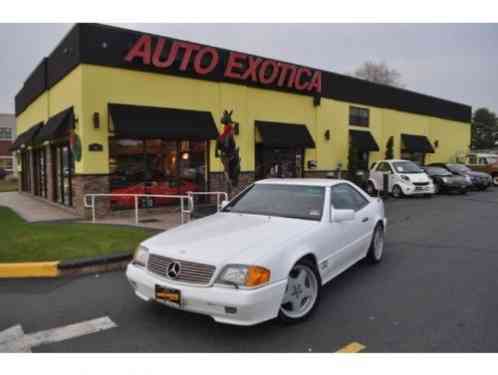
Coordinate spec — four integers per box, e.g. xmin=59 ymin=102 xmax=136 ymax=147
xmin=425 ymin=194 xmax=433 ymax=198
xmin=460 ymin=188 xmax=467 ymax=195
xmin=366 ymin=181 xmax=377 ymax=196
xmin=278 ymin=259 xmax=321 ymax=324
xmin=391 ymin=185 xmax=403 ymax=199
xmin=367 ymin=223 xmax=384 ymax=264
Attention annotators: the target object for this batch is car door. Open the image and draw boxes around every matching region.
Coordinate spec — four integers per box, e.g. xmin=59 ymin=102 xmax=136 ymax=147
xmin=376 ymin=162 xmax=394 ymax=192
xmin=370 ymin=162 xmax=385 ymax=190
xmin=318 ymin=184 xmax=373 ymax=281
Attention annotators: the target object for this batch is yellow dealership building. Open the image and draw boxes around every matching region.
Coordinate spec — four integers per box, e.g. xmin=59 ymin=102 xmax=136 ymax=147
xmin=12 ymin=23 xmax=471 ymax=217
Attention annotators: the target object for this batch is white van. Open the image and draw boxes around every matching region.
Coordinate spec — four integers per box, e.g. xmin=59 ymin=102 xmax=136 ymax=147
xmin=367 ymin=159 xmax=435 ymax=198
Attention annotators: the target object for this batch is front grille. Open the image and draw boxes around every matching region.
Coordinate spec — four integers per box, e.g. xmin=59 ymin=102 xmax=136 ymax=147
xmin=147 ymin=254 xmax=216 ymax=285
xmin=413 ymin=182 xmax=429 ymax=186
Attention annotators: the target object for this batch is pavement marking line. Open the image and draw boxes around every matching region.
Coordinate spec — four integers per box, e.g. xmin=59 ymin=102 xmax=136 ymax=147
xmin=0 ymin=325 xmax=31 ymax=353
xmin=0 ymin=325 xmax=24 ymax=345
xmin=0 ymin=316 xmax=117 ymax=353
xmin=336 ymin=342 xmax=366 ymax=353
xmin=0 ymin=261 xmax=60 ymax=278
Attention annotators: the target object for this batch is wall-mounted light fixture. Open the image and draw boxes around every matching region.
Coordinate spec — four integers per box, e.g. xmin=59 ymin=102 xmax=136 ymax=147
xmin=434 ymin=140 xmax=439 ymax=149
xmin=182 ymin=152 xmax=190 ymax=160
xmin=324 ymin=129 xmax=331 ymax=141
xmin=93 ymin=112 xmax=100 ymax=129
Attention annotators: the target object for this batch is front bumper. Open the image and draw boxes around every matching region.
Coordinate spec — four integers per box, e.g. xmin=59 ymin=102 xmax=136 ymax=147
xmin=471 ymin=179 xmax=491 ymax=189
xmin=441 ymin=181 xmax=468 ymax=191
xmin=399 ymin=183 xmax=435 ymax=195
xmin=126 ymin=264 xmax=287 ymax=326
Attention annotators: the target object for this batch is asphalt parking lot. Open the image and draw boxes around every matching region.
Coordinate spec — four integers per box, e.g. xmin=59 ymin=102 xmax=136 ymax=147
xmin=1 ymin=188 xmax=498 ymax=353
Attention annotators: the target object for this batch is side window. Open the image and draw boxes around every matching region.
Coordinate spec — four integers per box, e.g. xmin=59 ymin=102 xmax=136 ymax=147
xmin=478 ymin=157 xmax=487 ymax=165
xmin=376 ymin=162 xmax=386 ymax=172
xmin=377 ymin=162 xmax=393 ymax=173
xmin=331 ymin=184 xmax=370 ymax=212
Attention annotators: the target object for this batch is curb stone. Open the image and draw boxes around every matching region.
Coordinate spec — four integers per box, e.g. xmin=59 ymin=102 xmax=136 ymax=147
xmin=0 ymin=252 xmax=133 ymax=279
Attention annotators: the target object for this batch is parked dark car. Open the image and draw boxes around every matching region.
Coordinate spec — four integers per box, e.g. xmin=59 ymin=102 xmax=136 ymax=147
xmin=422 ymin=166 xmax=468 ymax=194
xmin=0 ymin=168 xmax=8 ymax=180
xmin=428 ymin=163 xmax=492 ymax=191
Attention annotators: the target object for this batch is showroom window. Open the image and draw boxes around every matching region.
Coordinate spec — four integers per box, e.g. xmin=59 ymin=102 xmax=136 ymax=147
xmin=52 ymin=143 xmax=74 ymax=207
xmin=33 ymin=148 xmax=48 ymax=198
xmin=109 ymin=139 xmax=208 ymax=210
xmin=349 ymin=106 xmax=370 ymax=127
xmin=20 ymin=151 xmax=31 ymax=192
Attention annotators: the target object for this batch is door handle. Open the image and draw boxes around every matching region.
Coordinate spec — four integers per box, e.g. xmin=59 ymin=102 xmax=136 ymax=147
xmin=362 ymin=217 xmax=369 ymax=223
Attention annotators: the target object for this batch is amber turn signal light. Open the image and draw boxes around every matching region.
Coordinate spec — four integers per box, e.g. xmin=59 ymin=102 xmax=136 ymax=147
xmin=245 ymin=266 xmax=271 ymax=287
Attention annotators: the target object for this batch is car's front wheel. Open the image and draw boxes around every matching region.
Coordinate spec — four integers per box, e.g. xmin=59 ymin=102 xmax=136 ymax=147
xmin=367 ymin=223 xmax=384 ymax=263
xmin=279 ymin=260 xmax=320 ymax=323
xmin=392 ymin=185 xmax=403 ymax=198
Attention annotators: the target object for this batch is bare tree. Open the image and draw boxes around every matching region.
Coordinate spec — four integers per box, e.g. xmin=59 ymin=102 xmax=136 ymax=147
xmin=353 ymin=61 xmax=405 ymax=88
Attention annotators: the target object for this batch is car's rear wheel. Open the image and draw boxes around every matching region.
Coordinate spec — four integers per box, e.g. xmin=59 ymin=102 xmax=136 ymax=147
xmin=367 ymin=223 xmax=384 ymax=264
xmin=392 ymin=185 xmax=403 ymax=198
xmin=279 ymin=261 xmax=320 ymax=323
xmin=366 ymin=181 xmax=377 ymax=196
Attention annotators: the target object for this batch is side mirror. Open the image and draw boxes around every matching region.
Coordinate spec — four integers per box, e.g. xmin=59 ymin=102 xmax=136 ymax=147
xmin=220 ymin=200 xmax=230 ymax=210
xmin=331 ymin=209 xmax=355 ymax=223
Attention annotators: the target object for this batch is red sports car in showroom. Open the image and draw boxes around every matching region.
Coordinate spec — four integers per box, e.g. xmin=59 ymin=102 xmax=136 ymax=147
xmin=111 ymin=180 xmax=200 ymax=209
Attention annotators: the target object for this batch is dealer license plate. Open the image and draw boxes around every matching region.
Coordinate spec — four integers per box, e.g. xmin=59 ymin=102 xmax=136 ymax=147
xmin=155 ymin=285 xmax=181 ymax=307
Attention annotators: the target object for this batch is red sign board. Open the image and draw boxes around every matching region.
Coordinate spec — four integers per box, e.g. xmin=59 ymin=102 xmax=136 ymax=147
xmin=125 ymin=35 xmax=322 ymax=95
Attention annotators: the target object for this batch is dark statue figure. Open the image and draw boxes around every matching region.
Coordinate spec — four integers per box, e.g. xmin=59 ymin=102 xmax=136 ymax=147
xmin=215 ymin=110 xmax=241 ymax=192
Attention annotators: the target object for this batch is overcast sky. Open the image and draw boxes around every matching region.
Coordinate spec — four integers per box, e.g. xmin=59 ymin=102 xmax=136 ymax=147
xmin=0 ymin=23 xmax=497 ymax=115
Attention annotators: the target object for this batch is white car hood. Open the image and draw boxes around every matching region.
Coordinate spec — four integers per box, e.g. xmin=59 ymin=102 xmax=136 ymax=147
xmin=143 ymin=213 xmax=318 ymax=266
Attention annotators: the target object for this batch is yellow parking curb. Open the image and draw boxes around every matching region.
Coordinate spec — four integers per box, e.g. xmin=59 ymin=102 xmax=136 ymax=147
xmin=0 ymin=261 xmax=60 ymax=278
xmin=336 ymin=342 xmax=366 ymax=353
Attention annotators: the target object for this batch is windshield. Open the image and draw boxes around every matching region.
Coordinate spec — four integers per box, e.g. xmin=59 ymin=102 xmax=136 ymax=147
xmin=425 ymin=167 xmax=452 ymax=176
xmin=392 ymin=161 xmax=423 ymax=174
xmin=448 ymin=164 xmax=471 ymax=173
xmin=223 ymin=184 xmax=325 ymax=221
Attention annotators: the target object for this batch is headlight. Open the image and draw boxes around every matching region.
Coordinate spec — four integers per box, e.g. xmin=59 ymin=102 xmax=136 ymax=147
xmin=442 ymin=177 xmax=449 ymax=183
xmin=217 ymin=265 xmax=271 ymax=288
xmin=133 ymin=245 xmax=149 ymax=267
xmin=400 ymin=175 xmax=411 ymax=183
xmin=465 ymin=176 xmax=472 ymax=183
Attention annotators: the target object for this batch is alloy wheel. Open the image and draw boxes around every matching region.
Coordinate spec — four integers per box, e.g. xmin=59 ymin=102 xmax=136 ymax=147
xmin=280 ymin=264 xmax=319 ymax=319
xmin=392 ymin=185 xmax=402 ymax=198
xmin=493 ymin=176 xmax=498 ymax=187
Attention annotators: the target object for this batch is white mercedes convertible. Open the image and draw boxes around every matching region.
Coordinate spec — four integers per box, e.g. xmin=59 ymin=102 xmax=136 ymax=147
xmin=126 ymin=179 xmax=386 ymax=326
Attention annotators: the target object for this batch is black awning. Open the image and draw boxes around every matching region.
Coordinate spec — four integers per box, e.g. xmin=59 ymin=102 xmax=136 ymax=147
xmin=255 ymin=121 xmax=315 ymax=148
xmin=350 ymin=130 xmax=380 ymax=152
xmin=35 ymin=107 xmax=74 ymax=144
xmin=9 ymin=122 xmax=43 ymax=151
xmin=108 ymin=103 xmax=219 ymax=140
xmin=401 ymin=134 xmax=435 ymax=153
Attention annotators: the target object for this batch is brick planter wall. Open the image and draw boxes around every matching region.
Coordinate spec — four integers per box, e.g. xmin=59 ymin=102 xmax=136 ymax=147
xmin=72 ymin=174 xmax=111 ymax=219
